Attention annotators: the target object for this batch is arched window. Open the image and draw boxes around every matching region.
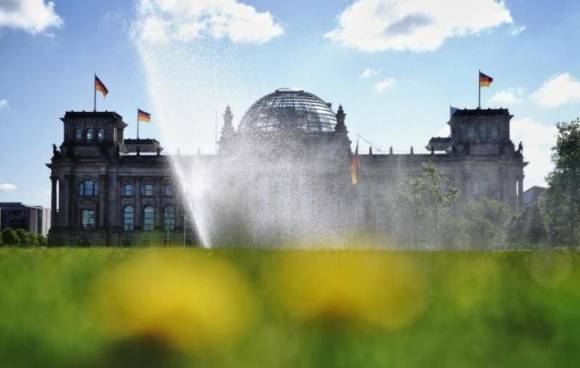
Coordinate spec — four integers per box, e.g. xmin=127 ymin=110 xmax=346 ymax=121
xmin=123 ymin=206 xmax=134 ymax=232
xmin=75 ymin=128 xmax=83 ymax=141
xmin=143 ymin=206 xmax=155 ymax=231
xmin=163 ymin=206 xmax=175 ymax=231
xmin=86 ymin=128 xmax=94 ymax=142
xmin=122 ymin=184 xmax=134 ymax=197
xmin=97 ymin=128 xmax=105 ymax=142
xmin=79 ymin=179 xmax=98 ymax=197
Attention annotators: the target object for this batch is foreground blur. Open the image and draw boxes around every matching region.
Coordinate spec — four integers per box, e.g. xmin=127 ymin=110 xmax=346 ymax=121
xmin=0 ymin=247 xmax=579 ymax=368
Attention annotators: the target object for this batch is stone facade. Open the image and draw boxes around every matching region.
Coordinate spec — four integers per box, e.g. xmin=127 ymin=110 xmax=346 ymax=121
xmin=47 ymin=90 xmax=527 ymax=246
xmin=48 ymin=112 xmax=189 ymax=246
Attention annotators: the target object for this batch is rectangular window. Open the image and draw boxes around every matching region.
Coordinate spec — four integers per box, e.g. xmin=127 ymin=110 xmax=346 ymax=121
xmin=122 ymin=184 xmax=134 ymax=197
xmin=164 ymin=184 xmax=173 ymax=197
xmin=479 ymin=126 xmax=488 ymax=140
xmin=97 ymin=128 xmax=105 ymax=142
xmin=143 ymin=184 xmax=154 ymax=196
xmin=75 ymin=128 xmax=83 ymax=141
xmin=81 ymin=209 xmax=96 ymax=228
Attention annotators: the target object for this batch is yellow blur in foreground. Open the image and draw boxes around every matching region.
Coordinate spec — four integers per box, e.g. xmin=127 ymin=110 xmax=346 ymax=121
xmin=266 ymin=251 xmax=426 ymax=329
xmin=92 ymin=250 xmax=256 ymax=354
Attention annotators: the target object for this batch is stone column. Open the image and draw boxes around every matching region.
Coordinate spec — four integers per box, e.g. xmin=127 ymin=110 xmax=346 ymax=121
xmin=58 ymin=176 xmax=66 ymax=227
xmin=99 ymin=174 xmax=107 ymax=228
xmin=64 ymin=175 xmax=74 ymax=228
xmin=50 ymin=176 xmax=57 ymax=227
xmin=517 ymin=175 xmax=524 ymax=212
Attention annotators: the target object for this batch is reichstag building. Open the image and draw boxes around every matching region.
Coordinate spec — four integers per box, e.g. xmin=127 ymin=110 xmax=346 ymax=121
xmin=47 ymin=88 xmax=526 ymax=246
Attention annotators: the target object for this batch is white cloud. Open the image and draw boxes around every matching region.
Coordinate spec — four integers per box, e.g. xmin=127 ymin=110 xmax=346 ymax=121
xmin=325 ymin=0 xmax=513 ymax=52
xmin=0 ymin=0 xmax=63 ymax=34
xmin=375 ymin=77 xmax=396 ymax=92
xmin=0 ymin=99 xmax=9 ymax=109
xmin=510 ymin=25 xmax=526 ymax=36
xmin=532 ymin=73 xmax=580 ymax=108
xmin=489 ymin=88 xmax=524 ymax=106
xmin=0 ymin=183 xmax=16 ymax=192
xmin=359 ymin=68 xmax=379 ymax=79
xmin=133 ymin=0 xmax=283 ymax=45
xmin=511 ymin=117 xmax=557 ymax=188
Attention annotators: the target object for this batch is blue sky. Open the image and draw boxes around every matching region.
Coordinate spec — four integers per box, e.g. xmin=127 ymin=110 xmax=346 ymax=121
xmin=1 ymin=0 xmax=580 ymax=207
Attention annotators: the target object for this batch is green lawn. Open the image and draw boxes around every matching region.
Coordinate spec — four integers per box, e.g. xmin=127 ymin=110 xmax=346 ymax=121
xmin=0 ymin=247 xmax=579 ymax=368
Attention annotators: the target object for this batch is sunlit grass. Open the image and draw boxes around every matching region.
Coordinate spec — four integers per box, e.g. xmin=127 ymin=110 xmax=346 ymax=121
xmin=0 ymin=247 xmax=579 ymax=367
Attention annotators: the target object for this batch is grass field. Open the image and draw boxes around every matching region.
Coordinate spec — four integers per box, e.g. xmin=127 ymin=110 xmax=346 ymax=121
xmin=0 ymin=247 xmax=579 ymax=368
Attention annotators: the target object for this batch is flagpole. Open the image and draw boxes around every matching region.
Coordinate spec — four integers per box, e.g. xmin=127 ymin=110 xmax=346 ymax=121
xmin=93 ymin=74 xmax=97 ymax=112
xmin=136 ymin=110 xmax=140 ymax=139
xmin=478 ymin=70 xmax=481 ymax=109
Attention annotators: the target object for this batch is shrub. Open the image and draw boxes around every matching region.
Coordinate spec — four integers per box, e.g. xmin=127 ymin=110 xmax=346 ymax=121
xmin=1 ymin=229 xmax=19 ymax=246
xmin=14 ymin=229 xmax=30 ymax=246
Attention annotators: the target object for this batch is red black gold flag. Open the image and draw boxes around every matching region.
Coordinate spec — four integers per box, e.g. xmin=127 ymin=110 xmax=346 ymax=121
xmin=351 ymin=142 xmax=360 ymax=185
xmin=95 ymin=75 xmax=109 ymax=97
xmin=479 ymin=72 xmax=493 ymax=87
xmin=137 ymin=109 xmax=151 ymax=122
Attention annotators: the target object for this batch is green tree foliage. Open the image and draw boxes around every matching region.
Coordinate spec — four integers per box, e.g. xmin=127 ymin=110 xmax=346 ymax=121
xmin=14 ymin=229 xmax=30 ymax=246
xmin=542 ymin=120 xmax=580 ymax=245
xmin=1 ymin=229 xmax=20 ymax=246
xmin=508 ymin=202 xmax=548 ymax=248
xmin=396 ymin=164 xmax=459 ymax=247
xmin=460 ymin=199 xmax=514 ymax=249
xmin=0 ymin=228 xmax=45 ymax=247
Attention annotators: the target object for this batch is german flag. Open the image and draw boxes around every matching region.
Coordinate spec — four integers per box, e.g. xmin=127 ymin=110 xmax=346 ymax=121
xmin=479 ymin=71 xmax=493 ymax=87
xmin=138 ymin=109 xmax=151 ymax=122
xmin=95 ymin=75 xmax=109 ymax=97
xmin=351 ymin=142 xmax=359 ymax=185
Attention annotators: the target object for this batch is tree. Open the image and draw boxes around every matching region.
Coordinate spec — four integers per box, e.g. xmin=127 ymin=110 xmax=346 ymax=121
xmin=508 ymin=202 xmax=548 ymax=248
xmin=1 ymin=229 xmax=19 ymax=246
xmin=14 ymin=229 xmax=30 ymax=246
xmin=396 ymin=164 xmax=459 ymax=247
xmin=37 ymin=235 xmax=47 ymax=247
xmin=542 ymin=120 xmax=580 ymax=245
xmin=460 ymin=199 xmax=514 ymax=249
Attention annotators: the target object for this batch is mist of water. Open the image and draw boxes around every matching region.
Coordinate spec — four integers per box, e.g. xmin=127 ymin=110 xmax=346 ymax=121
xmin=130 ymin=4 xmax=353 ymax=248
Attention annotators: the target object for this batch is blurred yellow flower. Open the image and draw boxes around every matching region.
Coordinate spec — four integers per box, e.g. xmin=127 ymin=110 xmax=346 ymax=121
xmin=92 ymin=249 xmax=256 ymax=354
xmin=265 ymin=251 xmax=426 ymax=330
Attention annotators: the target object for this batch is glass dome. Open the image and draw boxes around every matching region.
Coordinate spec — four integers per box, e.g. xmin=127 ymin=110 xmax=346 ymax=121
xmin=239 ymin=88 xmax=337 ymax=134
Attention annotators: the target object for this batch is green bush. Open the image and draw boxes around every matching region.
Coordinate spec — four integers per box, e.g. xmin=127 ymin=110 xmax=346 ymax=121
xmin=0 ymin=228 xmax=46 ymax=247
xmin=1 ymin=228 xmax=19 ymax=246
xmin=14 ymin=229 xmax=31 ymax=246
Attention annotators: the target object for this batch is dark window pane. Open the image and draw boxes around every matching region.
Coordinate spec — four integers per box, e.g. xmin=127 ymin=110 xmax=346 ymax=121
xmin=122 ymin=184 xmax=134 ymax=197
xmin=80 ymin=179 xmax=99 ymax=197
xmin=143 ymin=184 xmax=154 ymax=197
